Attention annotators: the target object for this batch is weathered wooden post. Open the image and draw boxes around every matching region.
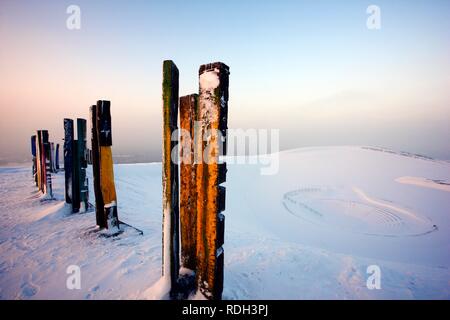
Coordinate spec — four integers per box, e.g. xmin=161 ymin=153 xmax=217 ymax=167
xmin=179 ymin=94 xmax=198 ymax=272
xmin=55 ymin=143 xmax=60 ymax=171
xmin=36 ymin=130 xmax=43 ymax=192
xmin=43 ymin=134 xmax=53 ymax=198
xmin=77 ymin=118 xmax=89 ymax=212
xmin=31 ymin=135 xmax=37 ymax=186
xmin=97 ymin=100 xmax=119 ymax=231
xmin=50 ymin=142 xmax=56 ymax=173
xmin=40 ymin=130 xmax=51 ymax=196
xmin=196 ymin=62 xmax=229 ymax=300
xmin=90 ymin=105 xmax=105 ymax=229
xmin=162 ymin=60 xmax=180 ymax=298
xmin=64 ymin=119 xmax=74 ymax=204
xmin=72 ymin=137 xmax=80 ymax=213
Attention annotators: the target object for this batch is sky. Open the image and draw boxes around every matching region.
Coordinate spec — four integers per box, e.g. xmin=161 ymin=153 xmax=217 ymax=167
xmin=0 ymin=0 xmax=449 ymax=164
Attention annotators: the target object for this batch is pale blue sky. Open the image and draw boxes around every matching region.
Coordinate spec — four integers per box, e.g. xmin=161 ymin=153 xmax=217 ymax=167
xmin=0 ymin=0 xmax=449 ymax=163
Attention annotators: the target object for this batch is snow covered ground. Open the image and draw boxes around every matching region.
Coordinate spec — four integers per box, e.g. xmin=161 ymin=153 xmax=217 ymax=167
xmin=0 ymin=146 xmax=449 ymax=299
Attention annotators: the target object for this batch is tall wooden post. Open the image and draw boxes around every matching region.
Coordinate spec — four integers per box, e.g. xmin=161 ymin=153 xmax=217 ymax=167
xmin=64 ymin=119 xmax=74 ymax=204
xmin=77 ymin=118 xmax=89 ymax=212
xmin=40 ymin=130 xmax=50 ymax=196
xmin=55 ymin=143 xmax=60 ymax=171
xmin=97 ymin=100 xmax=119 ymax=230
xmin=196 ymin=62 xmax=229 ymax=300
xmin=72 ymin=138 xmax=80 ymax=213
xmin=179 ymin=94 xmax=198 ymax=271
xmin=43 ymin=134 xmax=53 ymax=198
xmin=31 ymin=135 xmax=37 ymax=186
xmin=90 ymin=105 xmax=105 ymax=229
xmin=50 ymin=142 xmax=55 ymax=173
xmin=162 ymin=60 xmax=180 ymax=298
xmin=36 ymin=130 xmax=43 ymax=192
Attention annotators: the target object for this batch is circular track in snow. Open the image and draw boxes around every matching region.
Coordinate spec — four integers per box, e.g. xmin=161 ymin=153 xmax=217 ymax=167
xmin=282 ymin=187 xmax=437 ymax=237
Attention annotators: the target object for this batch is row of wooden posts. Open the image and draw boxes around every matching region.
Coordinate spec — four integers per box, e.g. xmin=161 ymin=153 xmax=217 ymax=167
xmin=29 ymin=60 xmax=229 ymax=300
xmin=31 ymin=131 xmax=59 ymax=198
xmin=62 ymin=101 xmax=120 ymax=230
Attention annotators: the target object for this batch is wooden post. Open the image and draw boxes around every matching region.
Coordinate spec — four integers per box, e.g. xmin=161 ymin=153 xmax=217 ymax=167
xmin=40 ymin=130 xmax=50 ymax=196
xmin=72 ymin=138 xmax=80 ymax=213
xmin=179 ymin=94 xmax=198 ymax=271
xmin=196 ymin=62 xmax=229 ymax=300
xmin=50 ymin=142 xmax=55 ymax=173
xmin=36 ymin=130 xmax=43 ymax=192
xmin=55 ymin=143 xmax=60 ymax=171
xmin=162 ymin=60 xmax=180 ymax=298
xmin=63 ymin=119 xmax=74 ymax=204
xmin=31 ymin=135 xmax=37 ymax=186
xmin=90 ymin=105 xmax=105 ymax=229
xmin=43 ymin=135 xmax=53 ymax=198
xmin=77 ymin=118 xmax=89 ymax=212
xmin=97 ymin=100 xmax=119 ymax=230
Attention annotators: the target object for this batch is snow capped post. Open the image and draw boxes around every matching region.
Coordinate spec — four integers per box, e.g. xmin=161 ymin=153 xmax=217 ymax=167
xmin=180 ymin=94 xmax=198 ymax=272
xmin=97 ymin=100 xmax=120 ymax=231
xmin=77 ymin=118 xmax=89 ymax=212
xmin=196 ymin=62 xmax=229 ymax=300
xmin=162 ymin=60 xmax=180 ymax=298
xmin=90 ymin=104 xmax=105 ymax=229
xmin=64 ymin=119 xmax=74 ymax=204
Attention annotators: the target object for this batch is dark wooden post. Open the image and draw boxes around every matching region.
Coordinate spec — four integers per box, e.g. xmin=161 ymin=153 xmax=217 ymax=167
xmin=196 ymin=62 xmax=229 ymax=300
xmin=162 ymin=60 xmax=180 ymax=298
xmin=77 ymin=118 xmax=89 ymax=212
xmin=40 ymin=130 xmax=51 ymax=196
xmin=72 ymin=138 xmax=80 ymax=213
xmin=97 ymin=100 xmax=119 ymax=230
xmin=36 ymin=130 xmax=43 ymax=192
xmin=55 ymin=143 xmax=60 ymax=171
xmin=31 ymin=135 xmax=37 ymax=186
xmin=64 ymin=119 xmax=74 ymax=204
xmin=50 ymin=142 xmax=55 ymax=173
xmin=179 ymin=94 xmax=198 ymax=271
xmin=90 ymin=105 xmax=105 ymax=228
xmin=43 ymin=133 xmax=53 ymax=198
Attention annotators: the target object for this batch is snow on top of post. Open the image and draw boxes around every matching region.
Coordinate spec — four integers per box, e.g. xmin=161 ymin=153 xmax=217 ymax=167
xmin=199 ymin=70 xmax=220 ymax=90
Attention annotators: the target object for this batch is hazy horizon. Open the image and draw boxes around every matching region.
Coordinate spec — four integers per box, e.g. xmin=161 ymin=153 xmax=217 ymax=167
xmin=1 ymin=0 xmax=449 ymax=165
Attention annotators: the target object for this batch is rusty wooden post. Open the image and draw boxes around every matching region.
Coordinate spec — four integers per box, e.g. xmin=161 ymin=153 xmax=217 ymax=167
xmin=196 ymin=62 xmax=229 ymax=300
xmin=179 ymin=94 xmax=198 ymax=272
xmin=162 ymin=60 xmax=180 ymax=298
xmin=90 ymin=105 xmax=105 ymax=228
xmin=97 ymin=100 xmax=119 ymax=231
xmin=64 ymin=119 xmax=74 ymax=204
